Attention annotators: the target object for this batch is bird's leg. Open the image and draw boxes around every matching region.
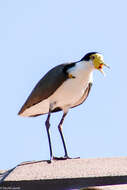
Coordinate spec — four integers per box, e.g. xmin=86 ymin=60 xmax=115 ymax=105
xmin=45 ymin=111 xmax=53 ymax=162
xmin=57 ymin=112 xmax=69 ymax=159
xmin=54 ymin=111 xmax=80 ymax=160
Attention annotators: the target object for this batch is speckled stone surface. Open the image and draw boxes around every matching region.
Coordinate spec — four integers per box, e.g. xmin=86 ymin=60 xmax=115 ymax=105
xmin=4 ymin=157 xmax=127 ymax=181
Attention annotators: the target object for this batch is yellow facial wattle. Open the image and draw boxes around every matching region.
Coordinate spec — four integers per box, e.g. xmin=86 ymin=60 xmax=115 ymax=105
xmin=90 ymin=53 xmax=110 ymax=75
xmin=90 ymin=54 xmax=104 ymax=70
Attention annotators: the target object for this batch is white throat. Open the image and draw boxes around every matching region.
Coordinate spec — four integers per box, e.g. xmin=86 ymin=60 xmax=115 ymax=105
xmin=68 ymin=61 xmax=94 ymax=83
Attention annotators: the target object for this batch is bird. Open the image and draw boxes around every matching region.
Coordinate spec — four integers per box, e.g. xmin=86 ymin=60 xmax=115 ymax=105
xmin=18 ymin=52 xmax=109 ymax=161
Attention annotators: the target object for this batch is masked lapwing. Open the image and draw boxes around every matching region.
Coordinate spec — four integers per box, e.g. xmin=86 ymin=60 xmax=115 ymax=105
xmin=18 ymin=52 xmax=109 ymax=161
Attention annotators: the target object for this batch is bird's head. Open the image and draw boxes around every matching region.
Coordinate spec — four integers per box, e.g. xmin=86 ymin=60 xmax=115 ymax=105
xmin=81 ymin=52 xmax=110 ymax=75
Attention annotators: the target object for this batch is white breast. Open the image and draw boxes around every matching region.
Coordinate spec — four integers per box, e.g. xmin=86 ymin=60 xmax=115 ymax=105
xmin=49 ymin=61 xmax=94 ymax=112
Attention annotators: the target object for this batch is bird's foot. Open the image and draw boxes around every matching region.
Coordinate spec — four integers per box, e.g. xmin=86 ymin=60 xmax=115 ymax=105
xmin=53 ymin=156 xmax=69 ymax=160
xmin=47 ymin=160 xmax=52 ymax=164
xmin=53 ymin=155 xmax=80 ymax=160
xmin=47 ymin=155 xmax=80 ymax=163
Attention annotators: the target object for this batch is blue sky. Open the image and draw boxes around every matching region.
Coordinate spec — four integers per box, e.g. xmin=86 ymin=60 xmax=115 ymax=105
xmin=0 ymin=0 xmax=127 ymax=170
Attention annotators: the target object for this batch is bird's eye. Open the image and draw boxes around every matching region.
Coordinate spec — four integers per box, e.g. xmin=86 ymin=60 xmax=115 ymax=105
xmin=91 ymin=56 xmax=95 ymax=60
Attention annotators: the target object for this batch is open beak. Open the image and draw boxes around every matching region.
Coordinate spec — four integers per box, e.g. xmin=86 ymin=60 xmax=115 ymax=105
xmin=99 ymin=63 xmax=110 ymax=76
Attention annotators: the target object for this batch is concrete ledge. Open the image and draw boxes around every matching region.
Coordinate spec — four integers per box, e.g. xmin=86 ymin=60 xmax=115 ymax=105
xmin=1 ymin=157 xmax=127 ymax=190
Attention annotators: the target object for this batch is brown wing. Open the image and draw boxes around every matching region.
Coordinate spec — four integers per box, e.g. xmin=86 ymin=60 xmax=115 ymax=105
xmin=18 ymin=63 xmax=76 ymax=115
xmin=71 ymin=82 xmax=92 ymax=109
